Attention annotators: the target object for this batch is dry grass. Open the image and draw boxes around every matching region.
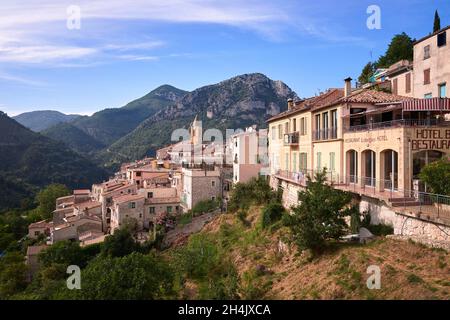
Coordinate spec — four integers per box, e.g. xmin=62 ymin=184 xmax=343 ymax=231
xmin=170 ymin=205 xmax=450 ymax=300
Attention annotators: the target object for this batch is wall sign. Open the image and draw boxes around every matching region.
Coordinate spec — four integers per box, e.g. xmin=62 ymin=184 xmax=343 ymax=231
xmin=411 ymin=129 xmax=450 ymax=150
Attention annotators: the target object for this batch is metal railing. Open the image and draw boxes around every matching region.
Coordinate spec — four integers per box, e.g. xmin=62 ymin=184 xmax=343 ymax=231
xmin=341 ymin=175 xmax=450 ymax=223
xmin=275 ymin=169 xmax=341 ymax=186
xmin=312 ymin=127 xmax=338 ymax=141
xmin=283 ymin=132 xmax=299 ymax=146
xmin=344 ymin=119 xmax=450 ymax=133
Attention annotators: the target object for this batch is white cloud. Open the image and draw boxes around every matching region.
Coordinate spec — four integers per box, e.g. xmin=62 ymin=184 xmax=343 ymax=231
xmin=0 ymin=0 xmax=291 ymax=65
xmin=0 ymin=71 xmax=46 ymax=86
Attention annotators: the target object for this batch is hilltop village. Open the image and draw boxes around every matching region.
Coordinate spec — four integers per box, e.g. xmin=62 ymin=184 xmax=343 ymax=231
xmin=26 ymin=26 xmax=450 ymax=266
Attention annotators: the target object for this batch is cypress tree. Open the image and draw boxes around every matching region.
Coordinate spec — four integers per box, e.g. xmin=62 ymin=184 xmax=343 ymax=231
xmin=434 ymin=10 xmax=441 ymax=33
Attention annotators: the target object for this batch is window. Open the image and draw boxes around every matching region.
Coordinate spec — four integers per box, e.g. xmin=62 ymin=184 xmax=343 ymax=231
xmin=322 ymin=112 xmax=329 ymax=139
xmin=284 ymin=122 xmax=289 ymax=134
xmin=300 ymin=118 xmax=304 ymax=135
xmin=167 ymin=206 xmax=173 ymax=213
xmin=424 ymin=45 xmax=430 ymax=59
xmin=293 ymin=152 xmax=297 ymax=172
xmin=292 ymin=118 xmax=297 ymax=132
xmin=424 ymin=69 xmax=431 ymax=85
xmin=285 ymin=153 xmax=289 ymax=170
xmin=211 ymin=196 xmax=216 ymax=201
xmin=139 ymin=213 xmax=142 ymax=218
xmin=405 ymin=73 xmax=411 ymax=93
xmin=315 ymin=114 xmax=321 ymax=139
xmin=439 ymin=83 xmax=447 ymax=98
xmin=130 ymin=202 xmax=136 ymax=209
xmin=211 ymin=180 xmax=216 ymax=187
xmin=299 ymin=153 xmax=307 ymax=171
xmin=271 ymin=126 xmax=276 ymax=140
xmin=149 ymin=207 xmax=155 ymax=214
xmin=392 ymin=78 xmax=398 ymax=95
xmin=316 ymin=152 xmax=322 ymax=170
xmin=438 ymin=31 xmax=447 ymax=47
xmin=34 ymin=231 xmax=40 ymax=236
xmin=148 ymin=192 xmax=153 ymax=198
xmin=329 ymin=152 xmax=335 ymax=172
xmin=136 ymin=172 xmax=141 ymax=177
xmin=424 ymin=93 xmax=432 ymax=99
xmin=278 ymin=124 xmax=282 ymax=139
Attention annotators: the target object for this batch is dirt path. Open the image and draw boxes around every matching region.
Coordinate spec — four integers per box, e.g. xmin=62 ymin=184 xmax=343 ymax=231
xmin=163 ymin=210 xmax=220 ymax=247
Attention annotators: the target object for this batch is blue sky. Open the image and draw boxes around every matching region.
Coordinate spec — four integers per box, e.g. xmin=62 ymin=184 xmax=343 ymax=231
xmin=1 ymin=0 xmax=449 ymax=116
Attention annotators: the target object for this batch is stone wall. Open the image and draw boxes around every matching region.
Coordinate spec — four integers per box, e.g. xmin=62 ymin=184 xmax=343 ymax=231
xmin=360 ymin=198 xmax=450 ymax=250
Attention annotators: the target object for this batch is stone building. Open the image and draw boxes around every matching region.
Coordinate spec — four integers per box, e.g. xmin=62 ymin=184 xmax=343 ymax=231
xmin=181 ymin=165 xmax=222 ymax=211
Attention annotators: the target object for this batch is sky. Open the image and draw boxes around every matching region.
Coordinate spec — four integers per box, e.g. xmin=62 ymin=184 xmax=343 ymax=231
xmin=0 ymin=0 xmax=449 ymax=116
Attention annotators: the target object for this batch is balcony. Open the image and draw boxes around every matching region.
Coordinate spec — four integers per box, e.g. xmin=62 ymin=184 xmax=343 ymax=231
xmin=344 ymin=119 xmax=450 ymax=133
xmin=283 ymin=132 xmax=299 ymax=146
xmin=312 ymin=127 xmax=338 ymax=141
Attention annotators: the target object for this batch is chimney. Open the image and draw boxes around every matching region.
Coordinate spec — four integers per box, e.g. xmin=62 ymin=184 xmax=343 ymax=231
xmin=287 ymin=98 xmax=294 ymax=110
xmin=344 ymin=77 xmax=352 ymax=97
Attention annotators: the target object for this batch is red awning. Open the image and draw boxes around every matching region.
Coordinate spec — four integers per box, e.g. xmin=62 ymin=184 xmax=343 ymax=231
xmin=402 ymin=98 xmax=450 ymax=111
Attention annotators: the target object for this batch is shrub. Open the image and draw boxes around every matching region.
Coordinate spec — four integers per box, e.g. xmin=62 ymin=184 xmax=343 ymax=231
xmin=419 ymin=157 xmax=450 ymax=196
xmin=260 ymin=202 xmax=285 ymax=229
xmin=285 ymin=170 xmax=353 ymax=253
xmin=228 ymin=177 xmax=277 ymax=212
xmin=192 ymin=199 xmax=220 ymax=216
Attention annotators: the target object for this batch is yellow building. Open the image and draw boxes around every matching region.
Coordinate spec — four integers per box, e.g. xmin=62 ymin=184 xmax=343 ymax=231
xmin=268 ymin=79 xmax=450 ymax=208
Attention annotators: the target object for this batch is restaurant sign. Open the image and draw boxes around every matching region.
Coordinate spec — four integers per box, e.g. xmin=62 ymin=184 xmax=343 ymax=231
xmin=411 ymin=129 xmax=450 ymax=150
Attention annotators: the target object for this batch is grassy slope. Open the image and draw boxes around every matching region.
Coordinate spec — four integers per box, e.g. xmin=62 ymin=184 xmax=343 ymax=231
xmin=168 ymin=206 xmax=450 ymax=300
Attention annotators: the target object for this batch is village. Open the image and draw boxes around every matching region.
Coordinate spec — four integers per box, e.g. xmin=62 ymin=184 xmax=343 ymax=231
xmin=25 ymin=25 xmax=450 ymax=268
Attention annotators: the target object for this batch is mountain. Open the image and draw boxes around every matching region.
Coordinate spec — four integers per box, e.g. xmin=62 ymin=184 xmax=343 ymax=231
xmin=13 ymin=110 xmax=80 ymax=132
xmin=41 ymin=123 xmax=105 ymax=154
xmin=102 ymin=73 xmax=297 ymax=167
xmin=42 ymin=85 xmax=187 ymax=154
xmin=0 ymin=112 xmax=110 ymax=211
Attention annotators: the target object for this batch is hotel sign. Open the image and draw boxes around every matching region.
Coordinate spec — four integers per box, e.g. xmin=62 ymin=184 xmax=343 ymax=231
xmin=345 ymin=136 xmax=388 ymax=144
xmin=411 ymin=129 xmax=450 ymax=150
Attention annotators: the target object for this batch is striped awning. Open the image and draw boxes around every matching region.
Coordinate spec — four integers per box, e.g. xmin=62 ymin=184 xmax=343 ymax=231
xmin=402 ymin=98 xmax=450 ymax=111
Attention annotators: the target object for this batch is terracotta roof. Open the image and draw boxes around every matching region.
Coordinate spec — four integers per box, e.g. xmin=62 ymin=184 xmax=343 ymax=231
xmin=339 ymin=89 xmax=413 ymax=105
xmin=75 ymin=201 xmax=101 ymax=210
xmin=65 ymin=214 xmax=102 ymax=223
xmin=268 ymin=89 xmax=344 ymax=122
xmin=73 ymin=189 xmax=90 ymax=195
xmin=26 ymin=245 xmax=48 ymax=256
xmin=113 ymin=194 xmax=145 ymax=204
xmin=29 ymin=220 xmax=51 ymax=229
xmin=103 ymin=183 xmax=134 ymax=195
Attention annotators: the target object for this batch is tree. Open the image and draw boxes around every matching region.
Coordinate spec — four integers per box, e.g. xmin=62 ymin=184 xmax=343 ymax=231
xmin=376 ymin=33 xmax=414 ymax=68
xmin=358 ymin=62 xmax=376 ymax=85
xmin=228 ymin=177 xmax=277 ymax=212
xmin=39 ymin=240 xmax=86 ymax=268
xmin=101 ymin=228 xmax=140 ymax=258
xmin=260 ymin=202 xmax=285 ymax=229
xmin=0 ymin=251 xmax=29 ymax=298
xmin=434 ymin=10 xmax=441 ymax=33
xmin=36 ymin=184 xmax=70 ymax=219
xmin=70 ymin=252 xmax=174 ymax=299
xmin=284 ymin=170 xmax=353 ymax=253
xmin=419 ymin=157 xmax=450 ymax=195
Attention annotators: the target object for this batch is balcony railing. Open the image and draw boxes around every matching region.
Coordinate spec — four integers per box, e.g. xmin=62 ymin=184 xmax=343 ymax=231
xmin=344 ymin=119 xmax=450 ymax=133
xmin=312 ymin=127 xmax=338 ymax=141
xmin=284 ymin=132 xmax=299 ymax=146
xmin=340 ymin=175 xmax=450 ymax=224
xmin=275 ymin=169 xmax=341 ymax=186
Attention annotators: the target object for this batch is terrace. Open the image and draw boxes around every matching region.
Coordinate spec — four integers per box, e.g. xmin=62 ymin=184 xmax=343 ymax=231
xmin=343 ymin=98 xmax=450 ymax=133
xmin=274 ymin=169 xmax=450 ymax=226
